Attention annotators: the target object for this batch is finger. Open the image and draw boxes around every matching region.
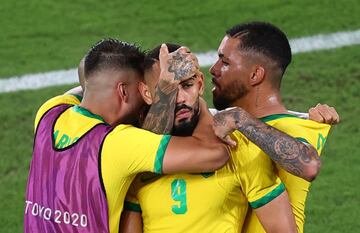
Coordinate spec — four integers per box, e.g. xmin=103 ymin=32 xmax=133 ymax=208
xmin=309 ymin=107 xmax=324 ymax=123
xmin=177 ymin=46 xmax=190 ymax=54
xmin=222 ymin=135 xmax=237 ymax=148
xmin=189 ymin=54 xmax=200 ymax=69
xmin=328 ymin=106 xmax=340 ymax=124
xmin=317 ymin=104 xmax=335 ymax=123
xmin=159 ymin=44 xmax=169 ymax=65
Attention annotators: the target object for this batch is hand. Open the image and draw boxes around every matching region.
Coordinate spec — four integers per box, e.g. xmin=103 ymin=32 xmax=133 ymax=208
xmin=158 ymin=44 xmax=200 ymax=93
xmin=308 ymin=103 xmax=340 ymax=124
xmin=212 ymin=108 xmax=240 ymax=147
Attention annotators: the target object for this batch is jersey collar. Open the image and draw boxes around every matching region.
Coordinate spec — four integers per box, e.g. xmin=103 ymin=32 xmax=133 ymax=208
xmin=260 ymin=113 xmax=299 ymax=123
xmin=72 ymin=105 xmax=109 ymax=125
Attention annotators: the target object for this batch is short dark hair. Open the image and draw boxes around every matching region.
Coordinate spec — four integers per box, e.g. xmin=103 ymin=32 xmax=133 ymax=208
xmin=85 ymin=38 xmax=145 ymax=78
xmin=144 ymin=43 xmax=181 ymax=72
xmin=226 ymin=22 xmax=292 ymax=74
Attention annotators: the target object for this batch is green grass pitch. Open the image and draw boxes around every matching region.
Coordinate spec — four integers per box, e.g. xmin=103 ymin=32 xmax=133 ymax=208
xmin=0 ymin=0 xmax=359 ymax=232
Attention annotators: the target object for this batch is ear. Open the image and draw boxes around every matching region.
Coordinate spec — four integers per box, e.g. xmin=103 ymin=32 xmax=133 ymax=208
xmin=249 ymin=65 xmax=265 ymax=86
xmin=116 ymin=82 xmax=128 ymax=102
xmin=138 ymin=81 xmax=153 ymax=105
xmin=197 ymin=72 xmax=205 ymax=96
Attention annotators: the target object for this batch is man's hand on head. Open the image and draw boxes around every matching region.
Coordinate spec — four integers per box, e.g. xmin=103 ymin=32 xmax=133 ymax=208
xmin=158 ymin=44 xmax=200 ymax=94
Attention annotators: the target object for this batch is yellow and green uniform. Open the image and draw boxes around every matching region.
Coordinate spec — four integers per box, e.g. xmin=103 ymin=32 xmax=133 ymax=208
xmin=125 ymin=130 xmax=285 ymax=233
xmin=35 ymin=94 xmax=171 ymax=233
xmin=242 ymin=114 xmax=331 ymax=233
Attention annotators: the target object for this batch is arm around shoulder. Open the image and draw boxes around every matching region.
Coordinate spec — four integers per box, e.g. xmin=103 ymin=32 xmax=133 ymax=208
xmin=162 ymin=102 xmax=229 ymax=174
xmin=119 ymin=210 xmax=143 ymax=233
xmin=162 ymin=136 xmax=229 ymax=174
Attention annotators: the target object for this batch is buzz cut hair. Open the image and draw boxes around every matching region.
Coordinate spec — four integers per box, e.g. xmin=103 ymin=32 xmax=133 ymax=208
xmin=144 ymin=43 xmax=181 ymax=72
xmin=226 ymin=22 xmax=292 ymax=75
xmin=85 ymin=38 xmax=145 ymax=79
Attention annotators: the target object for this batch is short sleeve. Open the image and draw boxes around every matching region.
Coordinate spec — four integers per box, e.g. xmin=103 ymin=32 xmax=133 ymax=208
xmin=102 ymin=125 xmax=171 ymax=176
xmin=34 ymin=94 xmax=81 ymax=130
xmin=231 ymin=132 xmax=285 ymax=209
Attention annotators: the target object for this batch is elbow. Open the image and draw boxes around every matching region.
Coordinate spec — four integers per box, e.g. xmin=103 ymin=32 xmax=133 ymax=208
xmin=303 ymin=157 xmax=322 ymax=182
xmin=210 ymin=145 xmax=230 ymax=170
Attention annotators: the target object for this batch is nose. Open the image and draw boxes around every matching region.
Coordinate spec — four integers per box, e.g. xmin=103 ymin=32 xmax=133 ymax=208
xmin=209 ymin=60 xmax=220 ymax=78
xmin=176 ymin=88 xmax=186 ymax=104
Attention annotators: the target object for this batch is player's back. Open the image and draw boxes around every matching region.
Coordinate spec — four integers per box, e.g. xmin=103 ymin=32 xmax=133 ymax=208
xmin=27 ymin=95 xmax=172 ymax=233
xmin=25 ymin=104 xmax=112 ymax=232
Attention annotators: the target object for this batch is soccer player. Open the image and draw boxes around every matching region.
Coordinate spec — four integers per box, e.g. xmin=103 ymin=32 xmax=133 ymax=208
xmin=24 ymin=39 xmax=230 ymax=233
xmin=119 ymin=43 xmax=336 ymax=232
xmin=210 ymin=22 xmax=333 ymax=233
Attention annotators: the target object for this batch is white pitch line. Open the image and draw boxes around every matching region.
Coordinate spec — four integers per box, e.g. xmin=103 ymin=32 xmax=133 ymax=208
xmin=1 ymin=29 xmax=360 ymax=93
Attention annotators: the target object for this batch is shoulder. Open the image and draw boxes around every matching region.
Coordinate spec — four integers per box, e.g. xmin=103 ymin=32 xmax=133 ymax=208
xmin=104 ymin=124 xmax=168 ymax=151
xmin=269 ymin=115 xmax=331 ymax=138
xmin=229 ymin=131 xmax=265 ymax=166
xmin=34 ymin=94 xmax=82 ymax=130
xmin=265 ymin=114 xmax=331 ymax=153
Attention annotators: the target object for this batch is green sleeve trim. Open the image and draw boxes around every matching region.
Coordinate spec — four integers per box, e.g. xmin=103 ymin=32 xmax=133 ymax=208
xmin=260 ymin=114 xmax=300 ymax=123
xmin=154 ymin=135 xmax=171 ymax=174
xmin=124 ymin=201 xmax=142 ymax=212
xmin=71 ymin=94 xmax=83 ymax=102
xmin=296 ymin=137 xmax=310 ymax=144
xmin=249 ymin=182 xmax=286 ymax=209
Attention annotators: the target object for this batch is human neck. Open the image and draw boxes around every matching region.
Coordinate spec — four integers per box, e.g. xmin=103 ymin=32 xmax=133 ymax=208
xmin=231 ymin=87 xmax=287 ymax=118
xmin=80 ymin=94 xmax=119 ymax=126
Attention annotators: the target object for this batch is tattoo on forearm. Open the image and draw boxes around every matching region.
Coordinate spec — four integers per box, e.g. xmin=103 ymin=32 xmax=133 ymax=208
xmin=215 ymin=108 xmax=319 ymax=178
xmin=142 ymin=85 xmax=177 ymax=134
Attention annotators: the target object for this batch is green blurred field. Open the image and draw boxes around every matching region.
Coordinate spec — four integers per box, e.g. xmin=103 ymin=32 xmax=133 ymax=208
xmin=0 ymin=0 xmax=359 ymax=232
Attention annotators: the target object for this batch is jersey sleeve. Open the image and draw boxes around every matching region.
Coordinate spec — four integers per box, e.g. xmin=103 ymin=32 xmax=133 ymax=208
xmin=272 ymin=119 xmax=331 ymax=155
xmin=102 ymin=125 xmax=171 ymax=176
xmin=34 ymin=94 xmax=81 ymax=130
xmin=231 ymin=132 xmax=285 ymax=209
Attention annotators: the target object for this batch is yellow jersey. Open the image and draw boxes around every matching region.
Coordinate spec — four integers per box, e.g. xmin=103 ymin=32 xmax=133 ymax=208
xmin=35 ymin=94 xmax=171 ymax=233
xmin=125 ymin=130 xmax=285 ymax=233
xmin=242 ymin=114 xmax=331 ymax=233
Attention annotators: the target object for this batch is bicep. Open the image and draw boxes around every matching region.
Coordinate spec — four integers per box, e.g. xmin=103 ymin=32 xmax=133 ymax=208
xmin=253 ymin=191 xmax=297 ymax=233
xmin=119 ymin=210 xmax=143 ymax=233
xmin=237 ymin=148 xmax=283 ymax=205
xmin=162 ymin=136 xmax=229 ymax=174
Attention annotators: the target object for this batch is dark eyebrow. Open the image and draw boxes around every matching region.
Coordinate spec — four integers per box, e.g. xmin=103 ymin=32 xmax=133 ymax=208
xmin=218 ymin=53 xmax=229 ymax=61
xmin=179 ymin=76 xmax=196 ymax=85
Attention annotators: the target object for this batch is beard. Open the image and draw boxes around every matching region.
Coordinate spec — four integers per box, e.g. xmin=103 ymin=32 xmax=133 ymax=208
xmin=212 ymin=81 xmax=248 ymax=110
xmin=172 ymin=101 xmax=200 ymax=136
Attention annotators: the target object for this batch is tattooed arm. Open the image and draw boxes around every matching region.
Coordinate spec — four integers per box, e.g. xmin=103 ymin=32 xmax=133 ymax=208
xmin=213 ymin=107 xmax=321 ymax=182
xmin=141 ymin=82 xmax=178 ymax=134
xmin=142 ymin=44 xmax=199 ymax=134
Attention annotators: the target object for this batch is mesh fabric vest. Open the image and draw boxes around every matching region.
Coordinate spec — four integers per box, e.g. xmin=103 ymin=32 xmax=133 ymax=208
xmin=25 ymin=104 xmax=112 ymax=233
